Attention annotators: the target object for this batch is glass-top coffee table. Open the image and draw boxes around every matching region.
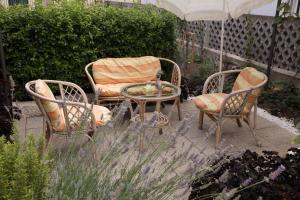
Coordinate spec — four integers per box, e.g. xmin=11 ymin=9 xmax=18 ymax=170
xmin=121 ymin=82 xmax=181 ymax=150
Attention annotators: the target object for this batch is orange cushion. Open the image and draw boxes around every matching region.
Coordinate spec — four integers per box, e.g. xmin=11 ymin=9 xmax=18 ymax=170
xmin=63 ymin=104 xmax=111 ymax=132
xmin=96 ymin=83 xmax=133 ymax=97
xmin=193 ymin=93 xmax=227 ymax=113
xmin=35 ymin=80 xmax=65 ymax=132
xmin=91 ymin=105 xmax=111 ymax=126
xmin=92 ymin=56 xmax=161 ymax=84
xmin=96 ymin=81 xmax=172 ymax=97
xmin=232 ymin=67 xmax=265 ymax=113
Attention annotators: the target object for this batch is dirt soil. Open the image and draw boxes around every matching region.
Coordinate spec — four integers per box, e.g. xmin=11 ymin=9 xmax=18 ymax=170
xmin=189 ymin=148 xmax=300 ymax=200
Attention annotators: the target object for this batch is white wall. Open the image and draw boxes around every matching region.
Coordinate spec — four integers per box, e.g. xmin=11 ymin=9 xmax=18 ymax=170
xmin=250 ymin=0 xmax=278 ymax=16
xmin=145 ymin=0 xmax=279 ymax=16
xmin=0 ymin=0 xmax=9 ymax=7
xmin=141 ymin=0 xmax=156 ymax=4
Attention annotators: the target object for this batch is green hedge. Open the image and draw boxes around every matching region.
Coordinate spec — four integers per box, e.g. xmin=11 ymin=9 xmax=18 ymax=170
xmin=0 ymin=4 xmax=177 ymax=99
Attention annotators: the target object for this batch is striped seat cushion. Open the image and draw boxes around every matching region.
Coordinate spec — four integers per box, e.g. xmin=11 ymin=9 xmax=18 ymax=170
xmin=193 ymin=93 xmax=227 ymax=113
xmin=232 ymin=67 xmax=265 ymax=114
xmin=35 ymin=80 xmax=65 ymax=132
xmin=92 ymin=56 xmax=161 ymax=84
xmin=95 ymin=81 xmax=172 ymax=97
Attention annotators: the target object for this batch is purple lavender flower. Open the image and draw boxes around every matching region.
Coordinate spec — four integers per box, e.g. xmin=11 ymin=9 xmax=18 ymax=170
xmin=218 ymin=169 xmax=230 ymax=183
xmin=107 ymin=191 xmax=116 ymax=199
xmin=142 ymin=165 xmax=151 ymax=176
xmin=233 ymin=194 xmax=241 ymax=200
xmin=111 ymin=161 xmax=118 ymax=169
xmin=121 ymin=147 xmax=129 ymax=154
xmin=175 ymin=114 xmax=192 ymax=136
xmin=268 ymin=164 xmax=286 ymax=181
xmin=207 ymin=124 xmax=217 ymax=137
xmin=241 ymin=177 xmax=253 ymax=187
xmin=79 ymin=148 xmax=86 ymax=158
xmin=147 ymin=111 xmax=159 ymax=127
xmin=224 ymin=188 xmax=238 ymax=200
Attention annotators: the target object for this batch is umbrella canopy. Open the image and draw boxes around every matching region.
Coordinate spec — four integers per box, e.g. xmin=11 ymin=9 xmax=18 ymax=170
xmin=156 ymin=0 xmax=273 ymax=21
xmin=156 ymin=0 xmax=274 ymax=71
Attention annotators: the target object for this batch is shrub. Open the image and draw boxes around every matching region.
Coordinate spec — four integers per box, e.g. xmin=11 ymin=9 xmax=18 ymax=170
xmin=0 ymin=135 xmax=50 ymax=200
xmin=181 ymin=56 xmax=218 ymax=99
xmin=259 ymin=80 xmax=300 ymax=119
xmin=0 ymin=4 xmax=177 ymax=99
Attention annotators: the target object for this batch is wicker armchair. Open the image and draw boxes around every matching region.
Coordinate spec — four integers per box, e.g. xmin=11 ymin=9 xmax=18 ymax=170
xmin=193 ymin=67 xmax=268 ymax=146
xmin=25 ymin=80 xmax=111 ymax=144
xmin=85 ymin=57 xmax=182 ymax=119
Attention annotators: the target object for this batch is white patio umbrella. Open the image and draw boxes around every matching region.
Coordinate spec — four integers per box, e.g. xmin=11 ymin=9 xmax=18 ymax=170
xmin=156 ymin=0 xmax=274 ymax=71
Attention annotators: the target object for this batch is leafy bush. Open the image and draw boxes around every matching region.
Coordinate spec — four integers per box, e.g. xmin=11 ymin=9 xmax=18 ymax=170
xmin=0 ymin=4 xmax=177 ymax=99
xmin=180 ymin=56 xmax=219 ymax=99
xmin=259 ymin=80 xmax=300 ymax=119
xmin=0 ymin=135 xmax=50 ymax=200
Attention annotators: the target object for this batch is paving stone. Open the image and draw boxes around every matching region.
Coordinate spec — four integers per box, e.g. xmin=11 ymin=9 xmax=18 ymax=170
xmin=15 ymin=100 xmax=298 ymax=156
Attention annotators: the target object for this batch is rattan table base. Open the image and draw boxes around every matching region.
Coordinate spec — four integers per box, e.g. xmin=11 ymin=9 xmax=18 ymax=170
xmin=131 ymin=112 xmax=169 ymax=128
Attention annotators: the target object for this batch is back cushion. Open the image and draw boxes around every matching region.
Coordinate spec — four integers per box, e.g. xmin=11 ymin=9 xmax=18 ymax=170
xmin=92 ymin=56 xmax=161 ymax=84
xmin=35 ymin=80 xmax=65 ymax=131
xmin=232 ymin=67 xmax=266 ymax=113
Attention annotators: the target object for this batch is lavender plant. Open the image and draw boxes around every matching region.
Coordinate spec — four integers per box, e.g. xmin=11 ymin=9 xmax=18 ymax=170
xmin=47 ymin=100 xmax=238 ymax=199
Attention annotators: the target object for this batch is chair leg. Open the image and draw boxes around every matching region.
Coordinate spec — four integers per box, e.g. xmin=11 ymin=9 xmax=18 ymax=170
xmin=128 ymin=100 xmax=134 ymax=119
xmin=244 ymin=115 xmax=261 ymax=147
xmin=24 ymin=116 xmax=28 ymax=138
xmin=253 ymin=101 xmax=258 ymax=130
xmin=176 ymin=97 xmax=182 ymax=121
xmin=45 ymin=124 xmax=51 ymax=147
xmin=198 ymin=111 xmax=204 ymax=130
xmin=236 ymin=119 xmax=242 ymax=127
xmin=215 ymin=123 xmax=222 ymax=145
xmin=42 ymin=117 xmax=45 ymax=134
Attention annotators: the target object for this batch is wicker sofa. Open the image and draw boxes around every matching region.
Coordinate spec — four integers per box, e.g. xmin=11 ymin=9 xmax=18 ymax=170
xmin=85 ymin=56 xmax=182 ymax=119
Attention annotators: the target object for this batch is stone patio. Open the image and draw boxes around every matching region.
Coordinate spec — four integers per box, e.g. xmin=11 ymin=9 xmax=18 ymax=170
xmin=15 ymin=100 xmax=299 ymax=156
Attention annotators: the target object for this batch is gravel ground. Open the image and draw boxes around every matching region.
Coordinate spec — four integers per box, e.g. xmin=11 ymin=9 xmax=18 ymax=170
xmin=257 ymin=107 xmax=299 ymax=135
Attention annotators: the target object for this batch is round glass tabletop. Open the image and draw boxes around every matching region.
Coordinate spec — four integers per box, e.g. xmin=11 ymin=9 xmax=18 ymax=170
xmin=121 ymin=82 xmax=181 ymax=102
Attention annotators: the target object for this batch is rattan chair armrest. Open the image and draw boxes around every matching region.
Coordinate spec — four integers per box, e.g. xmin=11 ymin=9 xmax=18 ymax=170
xmin=203 ymin=70 xmax=241 ymax=94
xmin=60 ymin=101 xmax=96 ymax=133
xmin=85 ymin=62 xmax=97 ymax=94
xmin=158 ymin=57 xmax=181 ymax=87
xmin=219 ymin=88 xmax=253 ymax=117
